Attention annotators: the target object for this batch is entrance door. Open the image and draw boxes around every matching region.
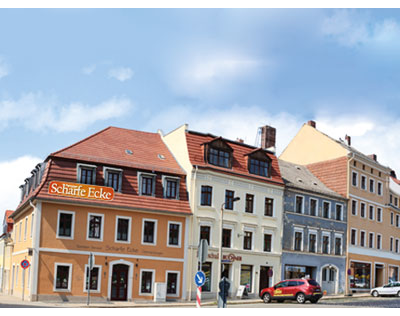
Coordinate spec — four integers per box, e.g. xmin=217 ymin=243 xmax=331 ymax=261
xmin=322 ymin=266 xmax=337 ymax=294
xmin=111 ymin=264 xmax=129 ymax=301
xmin=259 ymin=266 xmax=271 ymax=292
xmin=375 ymin=264 xmax=384 ymax=287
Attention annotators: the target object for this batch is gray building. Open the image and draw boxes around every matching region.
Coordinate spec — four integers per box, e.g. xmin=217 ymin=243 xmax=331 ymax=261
xmin=278 ymin=160 xmax=348 ymax=294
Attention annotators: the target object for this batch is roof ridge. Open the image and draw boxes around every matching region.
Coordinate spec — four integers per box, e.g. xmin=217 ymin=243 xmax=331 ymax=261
xmin=49 ymin=126 xmax=113 ymax=158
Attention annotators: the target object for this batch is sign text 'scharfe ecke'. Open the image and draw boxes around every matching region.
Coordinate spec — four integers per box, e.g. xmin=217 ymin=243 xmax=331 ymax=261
xmin=48 ymin=181 xmax=114 ymax=201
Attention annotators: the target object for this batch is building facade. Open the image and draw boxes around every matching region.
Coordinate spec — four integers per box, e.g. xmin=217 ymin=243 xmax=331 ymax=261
xmin=162 ymin=124 xmax=285 ymax=300
xmin=9 ymin=127 xmax=192 ymax=302
xmin=0 ymin=211 xmax=14 ymax=294
xmin=280 ymin=120 xmax=399 ymax=293
xmin=279 ymin=160 xmax=348 ymax=294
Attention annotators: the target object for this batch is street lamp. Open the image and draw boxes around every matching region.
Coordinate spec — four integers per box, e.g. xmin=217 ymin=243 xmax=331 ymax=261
xmin=217 ymin=196 xmax=240 ymax=301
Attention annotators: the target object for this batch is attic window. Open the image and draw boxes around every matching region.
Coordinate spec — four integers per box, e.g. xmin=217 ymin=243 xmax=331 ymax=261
xmin=246 ymin=149 xmax=272 ymax=178
xmin=205 ymin=138 xmax=233 ymax=169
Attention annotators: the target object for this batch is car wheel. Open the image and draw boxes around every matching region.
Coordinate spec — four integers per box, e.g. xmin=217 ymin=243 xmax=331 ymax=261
xmin=263 ymin=293 xmax=272 ymax=303
xmin=372 ymin=290 xmax=379 ymax=297
xmin=296 ymin=293 xmax=306 ymax=304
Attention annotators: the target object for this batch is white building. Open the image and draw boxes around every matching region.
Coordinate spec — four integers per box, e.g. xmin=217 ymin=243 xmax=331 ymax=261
xmin=161 ymin=124 xmax=285 ymax=300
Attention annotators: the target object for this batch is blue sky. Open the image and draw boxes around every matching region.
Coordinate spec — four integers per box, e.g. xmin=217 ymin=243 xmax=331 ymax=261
xmin=2 ymin=8 xmax=400 ymax=221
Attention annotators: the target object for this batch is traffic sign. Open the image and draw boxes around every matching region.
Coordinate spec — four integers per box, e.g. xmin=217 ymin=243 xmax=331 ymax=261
xmin=20 ymin=259 xmax=30 ymax=269
xmin=195 ymin=271 xmax=206 ymax=287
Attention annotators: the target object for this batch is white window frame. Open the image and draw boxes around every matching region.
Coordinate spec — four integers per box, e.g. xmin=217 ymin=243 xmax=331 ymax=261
xmin=352 ymin=171 xmax=358 ymax=187
xmin=295 ymin=195 xmax=304 ymax=214
xmin=18 ymin=221 xmax=22 ymax=242
xmin=56 ymin=210 xmax=75 ymax=240
xmin=30 ymin=213 xmax=34 ymax=239
xmin=293 ymin=227 xmax=304 ymax=251
xmin=86 ymin=213 xmax=105 ymax=242
xmin=77 ymin=163 xmax=97 ymax=184
xmin=334 ymin=233 xmax=343 ymax=255
xmin=167 ymin=221 xmax=182 ymax=248
xmin=391 ymin=212 xmax=394 ymax=225
xmin=368 ymin=232 xmax=375 ymax=249
xmin=368 ymin=205 xmax=375 ymax=221
xmin=138 ymin=172 xmax=157 ymax=197
xmin=351 ymin=228 xmax=358 ymax=246
xmin=165 ymin=270 xmax=180 ymax=297
xmin=263 ymin=228 xmax=274 ymax=253
xmin=115 ymin=216 xmax=132 ymax=244
xmin=360 ymin=202 xmax=366 ymax=218
xmin=377 ymin=208 xmax=383 ymax=223
xmin=222 ymin=224 xmax=234 ymax=248
xmin=335 ymin=203 xmax=344 ymax=221
xmin=308 ymin=229 xmax=318 ymax=253
xmin=141 ymin=218 xmax=158 ymax=246
xmin=139 ymin=269 xmax=155 ymax=296
xmin=243 ymin=226 xmax=256 ymax=251
xmin=199 ymin=185 xmax=214 ymax=207
xmin=390 ymin=236 xmax=394 ymax=252
xmin=360 ymin=174 xmax=367 ymax=190
xmin=263 ymin=196 xmax=275 ymax=217
xmin=53 ymin=263 xmax=73 ymax=292
xmin=103 ymin=166 xmax=123 ymax=192
xmin=309 ymin=198 xmax=318 ymax=216
xmin=376 ymin=233 xmax=382 ymax=250
xmin=377 ymin=181 xmax=383 ymax=196
xmin=16 ymin=265 xmax=19 ymax=287
xmin=83 ymin=264 xmax=102 ymax=293
xmin=321 ymin=231 xmax=331 ymax=254
xmin=360 ymin=230 xmax=366 ymax=247
xmin=162 ymin=175 xmax=180 ymax=199
xmin=322 ymin=201 xmax=331 ymax=219
xmin=24 ymin=216 xmax=28 ymax=241
xmin=369 ymin=178 xmax=375 ymax=194
xmin=199 ymin=221 xmax=212 ymax=247
xmin=351 ymin=199 xmax=358 ymax=216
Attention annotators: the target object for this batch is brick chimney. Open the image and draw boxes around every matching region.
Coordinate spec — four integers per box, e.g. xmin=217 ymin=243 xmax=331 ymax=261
xmin=368 ymin=154 xmax=377 ymax=161
xmin=307 ymin=120 xmax=316 ymax=128
xmin=261 ymin=125 xmax=276 ymax=151
xmin=391 ymin=170 xmax=397 ymax=179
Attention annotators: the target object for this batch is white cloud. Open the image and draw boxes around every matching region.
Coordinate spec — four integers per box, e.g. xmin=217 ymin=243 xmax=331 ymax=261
xmin=321 ymin=10 xmax=400 ymax=50
xmin=0 ymin=93 xmax=134 ymax=132
xmin=108 ymin=67 xmax=133 ymax=82
xmin=0 ymin=155 xmax=42 ymax=224
xmin=0 ymin=56 xmax=10 ymax=79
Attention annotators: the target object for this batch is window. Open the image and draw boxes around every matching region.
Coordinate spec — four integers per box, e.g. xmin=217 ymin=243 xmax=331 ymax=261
xmin=18 ymin=222 xmax=21 ymax=242
xmin=322 ymin=234 xmax=330 ymax=254
xmin=243 ymin=231 xmax=252 ymax=250
xmin=208 ymin=147 xmax=231 ymax=168
xmin=199 ymin=262 xmax=212 ymax=292
xmin=84 ymin=266 xmax=101 ymax=292
xmin=335 ymin=236 xmax=342 ymax=255
xmin=396 ymin=239 xmax=400 ymax=253
xmin=24 ymin=217 xmax=28 ymax=240
xmin=309 ymin=233 xmax=317 ymax=253
xmin=396 ymin=214 xmax=400 ymax=227
xmin=30 ymin=213 xmax=34 ymax=239
xmin=361 ymin=175 xmax=366 ymax=190
xmin=115 ymin=216 xmax=131 ymax=243
xmin=335 ymin=204 xmax=342 ymax=221
xmin=351 ymin=200 xmax=357 ymax=216
xmin=140 ymin=174 xmax=156 ymax=196
xmin=264 ymin=198 xmax=274 ymax=216
xmin=391 ymin=212 xmax=394 ymax=225
xmin=369 ymin=179 xmax=375 ymax=193
xmin=245 ymin=194 xmax=254 ymax=213
xmin=162 ymin=176 xmax=180 ymax=199
xmin=249 ymin=158 xmax=270 ymax=177
xmin=323 ymin=202 xmax=330 ymax=219
xmin=360 ymin=231 xmax=366 ymax=247
xmin=369 ymin=205 xmax=374 ymax=220
xmin=222 ymin=229 xmax=231 ymax=248
xmin=395 ymin=197 xmax=398 ymax=207
xmin=240 ymin=265 xmax=253 ymax=293
xmin=104 ymin=167 xmax=123 ymax=192
xmin=310 ymin=199 xmax=317 ymax=216
xmin=200 ymin=225 xmax=211 ymax=245
xmin=351 ymin=229 xmax=357 ymax=245
xmin=87 ymin=213 xmax=104 ymax=241
xmin=200 ymin=186 xmax=212 ymax=206
xmin=54 ymin=263 xmax=72 ymax=291
xmin=377 ymin=182 xmax=383 ymax=196
xmin=142 ymin=220 xmax=157 ymax=245
xmin=57 ymin=210 xmax=75 ymax=239
xmin=360 ymin=202 xmax=366 ymax=218
xmin=168 ymin=222 xmax=181 ymax=247
xmin=377 ymin=234 xmax=382 ymax=250
xmin=295 ymin=196 xmax=303 ymax=214
xmin=352 ymin=171 xmax=358 ymax=187
xmin=377 ymin=208 xmax=382 ymax=222
xmin=78 ymin=164 xmax=96 ymax=185
xmin=263 ymin=234 xmax=272 ymax=252
xmin=390 ymin=237 xmax=394 ymax=252
xmin=369 ymin=232 xmax=374 ymax=248
xmin=294 ymin=230 xmax=303 ymax=251
xmin=390 ymin=194 xmax=393 ymax=204
xmin=140 ymin=270 xmax=154 ymax=294
xmin=224 ymin=190 xmax=235 ymax=210
xmin=166 ymin=272 xmax=179 ymax=296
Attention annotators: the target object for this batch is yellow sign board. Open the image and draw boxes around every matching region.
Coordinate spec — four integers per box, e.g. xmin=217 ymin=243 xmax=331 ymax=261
xmin=48 ymin=181 xmax=114 ymax=201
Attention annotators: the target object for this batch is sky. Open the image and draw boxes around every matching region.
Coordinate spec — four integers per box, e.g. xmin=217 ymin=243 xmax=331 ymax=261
xmin=2 ymin=8 xmax=400 ymax=222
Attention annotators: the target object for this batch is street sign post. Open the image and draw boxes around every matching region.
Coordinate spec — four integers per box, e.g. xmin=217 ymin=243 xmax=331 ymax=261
xmin=87 ymin=253 xmax=95 ymax=306
xmin=20 ymin=259 xmax=30 ymax=301
xmin=195 ymin=271 xmax=206 ymax=308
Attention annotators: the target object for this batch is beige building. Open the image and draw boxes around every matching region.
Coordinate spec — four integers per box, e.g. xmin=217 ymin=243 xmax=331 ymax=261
xmin=0 ymin=211 xmax=14 ymax=294
xmin=280 ymin=120 xmax=399 ymax=292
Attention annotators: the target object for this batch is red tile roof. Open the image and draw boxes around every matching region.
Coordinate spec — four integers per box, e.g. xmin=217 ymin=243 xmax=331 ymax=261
xmin=185 ymin=131 xmax=284 ymax=186
xmin=391 ymin=176 xmax=400 ymax=186
xmin=14 ymin=127 xmax=192 ymax=217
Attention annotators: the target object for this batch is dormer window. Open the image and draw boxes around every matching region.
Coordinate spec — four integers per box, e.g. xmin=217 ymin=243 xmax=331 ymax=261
xmin=77 ymin=163 xmax=97 ymax=185
xmin=205 ymin=138 xmax=233 ymax=168
xmin=246 ymin=149 xmax=272 ymax=177
xmin=104 ymin=167 xmax=123 ymax=192
xmin=162 ymin=176 xmax=180 ymax=199
xmin=138 ymin=172 xmax=156 ymax=196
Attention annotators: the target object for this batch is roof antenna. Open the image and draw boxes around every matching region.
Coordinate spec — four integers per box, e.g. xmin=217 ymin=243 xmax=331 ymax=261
xmin=254 ymin=127 xmax=261 ymax=147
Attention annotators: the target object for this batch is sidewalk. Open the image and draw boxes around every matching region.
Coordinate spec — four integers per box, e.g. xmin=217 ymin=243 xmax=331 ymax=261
xmin=0 ymin=292 xmax=372 ymax=308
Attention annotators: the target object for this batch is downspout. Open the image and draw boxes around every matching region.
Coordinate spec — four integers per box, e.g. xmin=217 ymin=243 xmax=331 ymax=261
xmin=188 ymin=165 xmax=198 ymax=301
xmin=346 ymin=153 xmax=355 ymax=296
xmin=29 ymin=200 xmax=41 ymax=301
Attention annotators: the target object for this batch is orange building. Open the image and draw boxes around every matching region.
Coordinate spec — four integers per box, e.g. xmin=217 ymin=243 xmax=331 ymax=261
xmin=9 ymin=127 xmax=192 ymax=302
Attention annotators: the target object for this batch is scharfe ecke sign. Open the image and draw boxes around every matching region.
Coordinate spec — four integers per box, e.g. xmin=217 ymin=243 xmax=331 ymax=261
xmin=48 ymin=181 xmax=114 ymax=201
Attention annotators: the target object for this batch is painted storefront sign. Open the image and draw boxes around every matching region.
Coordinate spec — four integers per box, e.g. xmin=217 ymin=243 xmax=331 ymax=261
xmin=48 ymin=181 xmax=114 ymax=201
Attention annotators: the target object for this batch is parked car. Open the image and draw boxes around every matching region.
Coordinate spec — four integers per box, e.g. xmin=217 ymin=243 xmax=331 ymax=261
xmin=370 ymin=282 xmax=400 ymax=297
xmin=259 ymin=279 xmax=323 ymax=304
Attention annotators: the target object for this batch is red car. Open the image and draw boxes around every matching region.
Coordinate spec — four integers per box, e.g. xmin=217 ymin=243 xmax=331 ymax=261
xmin=259 ymin=279 xmax=323 ymax=304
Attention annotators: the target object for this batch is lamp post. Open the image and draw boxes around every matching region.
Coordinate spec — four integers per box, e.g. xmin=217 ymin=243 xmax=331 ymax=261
xmin=216 ymin=196 xmax=240 ymax=302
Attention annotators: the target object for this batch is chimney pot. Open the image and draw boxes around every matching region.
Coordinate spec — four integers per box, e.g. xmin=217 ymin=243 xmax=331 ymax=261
xmin=391 ymin=170 xmax=397 ymax=179
xmin=260 ymin=125 xmax=276 ymax=151
xmin=236 ymin=138 xmax=244 ymax=143
xmin=345 ymin=135 xmax=351 ymax=146
xmin=307 ymin=120 xmax=316 ymax=128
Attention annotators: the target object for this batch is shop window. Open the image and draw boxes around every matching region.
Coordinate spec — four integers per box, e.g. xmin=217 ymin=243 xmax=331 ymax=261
xmin=295 ymin=196 xmax=303 ymax=214
xmin=263 ymin=234 xmax=272 ymax=252
xmin=221 ymin=263 xmax=231 ymax=279
xmin=166 ymin=272 xmax=179 ymax=296
xmin=389 ymin=266 xmax=399 ymax=283
xmin=115 ymin=216 xmax=131 ymax=243
xmin=85 ymin=266 xmax=100 ymax=292
xmin=200 ymin=186 xmax=212 ymax=206
xmin=285 ymin=265 xmax=313 ymax=279
xmin=243 ymin=231 xmax=253 ymax=250
xmin=57 ymin=210 xmax=75 ymax=239
xmin=199 ymin=225 xmax=211 ymax=245
xmin=87 ymin=213 xmax=104 ymax=241
xmin=245 ymin=194 xmax=254 ymax=213
xmin=168 ymin=222 xmax=181 ymax=247
xmin=104 ymin=167 xmax=123 ymax=192
xmin=54 ymin=263 xmax=72 ymax=291
xmin=222 ymin=229 xmax=232 ymax=248
xmin=264 ymin=198 xmax=274 ymax=216
xmin=349 ymin=262 xmax=371 ymax=289
xmin=310 ymin=199 xmax=317 ymax=216
xmin=198 ymin=262 xmax=212 ymax=292
xmin=240 ymin=265 xmax=253 ymax=293
xmin=140 ymin=270 xmax=154 ymax=294
xmin=142 ymin=219 xmax=157 ymax=245
xmin=77 ymin=163 xmax=96 ymax=185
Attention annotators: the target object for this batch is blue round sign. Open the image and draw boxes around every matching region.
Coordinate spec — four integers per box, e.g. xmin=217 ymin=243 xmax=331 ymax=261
xmin=195 ymin=271 xmax=206 ymax=287
xmin=20 ymin=259 xmax=30 ymax=269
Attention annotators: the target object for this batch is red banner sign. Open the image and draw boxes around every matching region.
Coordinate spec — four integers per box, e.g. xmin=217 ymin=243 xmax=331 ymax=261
xmin=48 ymin=181 xmax=114 ymax=201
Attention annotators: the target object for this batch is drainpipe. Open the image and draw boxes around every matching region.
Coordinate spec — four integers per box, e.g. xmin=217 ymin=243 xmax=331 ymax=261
xmin=1 ymin=233 xmax=8 ymax=293
xmin=346 ymin=153 xmax=355 ymax=296
xmin=188 ymin=165 xmax=198 ymax=301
